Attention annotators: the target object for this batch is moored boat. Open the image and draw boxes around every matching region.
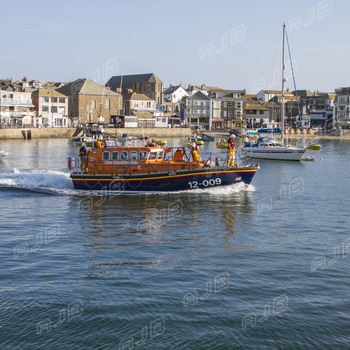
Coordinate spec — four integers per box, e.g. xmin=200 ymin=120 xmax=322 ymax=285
xmin=216 ymin=138 xmax=228 ymax=149
xmin=241 ymin=24 xmax=306 ymax=162
xmin=68 ymin=142 xmax=259 ymax=193
xmin=199 ymin=133 xmax=215 ymax=142
xmin=0 ymin=148 xmax=8 ymax=158
xmin=241 ymin=136 xmax=305 ymax=161
xmin=187 ymin=137 xmax=204 ymax=146
xmin=306 ymin=143 xmax=322 ymax=150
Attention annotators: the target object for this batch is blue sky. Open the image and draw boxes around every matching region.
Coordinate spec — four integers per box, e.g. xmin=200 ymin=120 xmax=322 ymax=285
xmin=1 ymin=0 xmax=346 ymax=93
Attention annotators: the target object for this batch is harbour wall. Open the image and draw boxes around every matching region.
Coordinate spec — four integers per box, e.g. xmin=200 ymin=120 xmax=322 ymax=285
xmin=1 ymin=127 xmax=349 ymax=140
xmin=0 ymin=127 xmax=193 ymax=140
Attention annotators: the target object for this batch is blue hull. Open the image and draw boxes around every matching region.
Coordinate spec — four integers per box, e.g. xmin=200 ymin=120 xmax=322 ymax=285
xmin=71 ymin=167 xmax=258 ymax=193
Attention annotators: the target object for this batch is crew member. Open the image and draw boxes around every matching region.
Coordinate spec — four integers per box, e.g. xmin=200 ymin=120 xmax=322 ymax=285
xmin=174 ymin=148 xmax=185 ymax=162
xmin=191 ymin=143 xmax=201 ymax=162
xmin=96 ymin=137 xmax=104 ymax=148
xmin=227 ymin=134 xmax=236 ymax=166
xmin=79 ymin=143 xmax=87 ymax=171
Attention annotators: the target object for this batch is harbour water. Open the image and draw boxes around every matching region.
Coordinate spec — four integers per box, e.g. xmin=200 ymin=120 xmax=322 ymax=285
xmin=1 ymin=137 xmax=350 ymax=349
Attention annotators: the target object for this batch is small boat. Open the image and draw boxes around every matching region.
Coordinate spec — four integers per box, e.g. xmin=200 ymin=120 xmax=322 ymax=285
xmin=306 ymin=143 xmax=322 ymax=150
xmin=216 ymin=138 xmax=228 ymax=149
xmin=187 ymin=137 xmax=204 ymax=146
xmin=68 ymin=142 xmax=259 ymax=193
xmin=0 ymin=148 xmax=8 ymax=158
xmin=199 ymin=133 xmax=215 ymax=142
xmin=301 ymin=156 xmax=316 ymax=161
xmin=155 ymin=139 xmax=166 ymax=146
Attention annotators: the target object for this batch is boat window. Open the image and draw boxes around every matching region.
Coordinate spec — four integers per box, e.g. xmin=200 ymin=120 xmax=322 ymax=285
xmin=149 ymin=152 xmax=157 ymax=160
xmin=140 ymin=151 xmax=147 ymax=160
xmin=111 ymin=151 xmax=119 ymax=160
xmin=102 ymin=151 xmax=110 ymax=160
xmin=130 ymin=151 xmax=137 ymax=160
xmin=121 ymin=151 xmax=128 ymax=160
xmin=157 ymin=151 xmax=164 ymax=160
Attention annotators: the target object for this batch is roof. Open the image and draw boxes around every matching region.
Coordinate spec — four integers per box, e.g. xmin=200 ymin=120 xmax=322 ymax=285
xmin=56 ymin=78 xmax=119 ymax=96
xmin=105 ymin=73 xmax=162 ymax=90
xmin=292 ymin=90 xmax=314 ymax=97
xmin=164 ymin=85 xmax=181 ymax=94
xmin=32 ymin=88 xmax=67 ymax=98
xmin=245 ymin=102 xmax=268 ymax=110
xmin=189 ymin=90 xmax=210 ymax=101
xmin=132 ymin=111 xmax=153 ymax=118
xmin=123 ymin=92 xmax=154 ymax=101
xmin=261 ymin=90 xmax=282 ymax=94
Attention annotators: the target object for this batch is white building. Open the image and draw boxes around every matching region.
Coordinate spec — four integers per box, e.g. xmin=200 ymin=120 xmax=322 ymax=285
xmin=334 ymin=87 xmax=350 ymax=129
xmin=123 ymin=92 xmax=168 ymax=128
xmin=164 ymin=84 xmax=189 ymax=103
xmin=32 ymin=89 xmax=69 ymax=127
xmin=0 ymin=90 xmax=35 ymax=127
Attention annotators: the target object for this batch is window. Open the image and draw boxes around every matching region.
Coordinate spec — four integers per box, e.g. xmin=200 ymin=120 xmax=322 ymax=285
xmin=140 ymin=151 xmax=147 ymax=160
xmin=224 ymin=102 xmax=227 ymax=108
xmin=51 ymin=106 xmax=57 ymax=113
xmin=42 ymin=106 xmax=49 ymax=112
xmin=44 ymin=97 xmax=49 ymax=103
xmin=102 ymin=151 xmax=110 ymax=160
xmin=149 ymin=152 xmax=157 ymax=160
xmin=130 ymin=151 xmax=137 ymax=160
xmin=112 ymin=151 xmax=119 ymax=160
xmin=59 ymin=98 xmax=65 ymax=103
xmin=51 ymin=97 xmax=57 ymax=103
xmin=157 ymin=151 xmax=163 ymax=160
xmin=92 ymin=99 xmax=96 ymax=109
xmin=121 ymin=151 xmax=128 ymax=160
xmin=105 ymin=100 xmax=110 ymax=109
xmin=338 ymin=96 xmax=347 ymax=104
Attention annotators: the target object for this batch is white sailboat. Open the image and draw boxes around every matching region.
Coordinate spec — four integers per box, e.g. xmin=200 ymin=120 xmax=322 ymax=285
xmin=241 ymin=23 xmax=306 ymax=161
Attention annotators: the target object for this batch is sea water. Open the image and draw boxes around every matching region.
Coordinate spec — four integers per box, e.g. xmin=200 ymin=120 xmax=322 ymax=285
xmin=0 ymin=137 xmax=350 ymax=349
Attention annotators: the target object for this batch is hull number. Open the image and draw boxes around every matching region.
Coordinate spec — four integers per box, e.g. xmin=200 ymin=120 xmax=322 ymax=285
xmin=188 ymin=178 xmax=222 ymax=189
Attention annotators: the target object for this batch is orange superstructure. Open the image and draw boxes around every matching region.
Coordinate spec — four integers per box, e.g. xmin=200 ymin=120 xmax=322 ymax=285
xmin=85 ymin=144 xmax=204 ymax=176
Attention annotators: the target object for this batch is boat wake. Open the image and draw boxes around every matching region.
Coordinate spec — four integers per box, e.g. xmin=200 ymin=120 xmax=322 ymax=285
xmin=157 ymin=182 xmax=256 ymax=197
xmin=0 ymin=169 xmax=76 ymax=195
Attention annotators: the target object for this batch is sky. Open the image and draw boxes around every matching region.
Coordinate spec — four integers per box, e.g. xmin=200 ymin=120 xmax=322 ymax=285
xmin=1 ymin=0 xmax=347 ymax=94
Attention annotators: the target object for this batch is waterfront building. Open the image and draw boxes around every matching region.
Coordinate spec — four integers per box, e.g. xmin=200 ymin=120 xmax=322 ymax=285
xmin=334 ymin=87 xmax=350 ymax=129
xmin=164 ymin=84 xmax=189 ymax=103
xmin=163 ymin=84 xmax=189 ymax=127
xmin=122 ymin=92 xmax=167 ymax=128
xmin=207 ymin=88 xmax=246 ymax=130
xmin=56 ymin=78 xmax=122 ymax=127
xmin=184 ymin=90 xmax=211 ymax=130
xmin=0 ymin=90 xmax=35 ymax=128
xmin=31 ymin=89 xmax=69 ymax=128
xmin=106 ymin=73 xmax=163 ymax=105
xmin=244 ymin=101 xmax=270 ymax=129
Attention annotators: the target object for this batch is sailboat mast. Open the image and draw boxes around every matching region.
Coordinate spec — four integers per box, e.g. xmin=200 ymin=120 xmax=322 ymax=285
xmin=281 ymin=23 xmax=286 ymax=145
